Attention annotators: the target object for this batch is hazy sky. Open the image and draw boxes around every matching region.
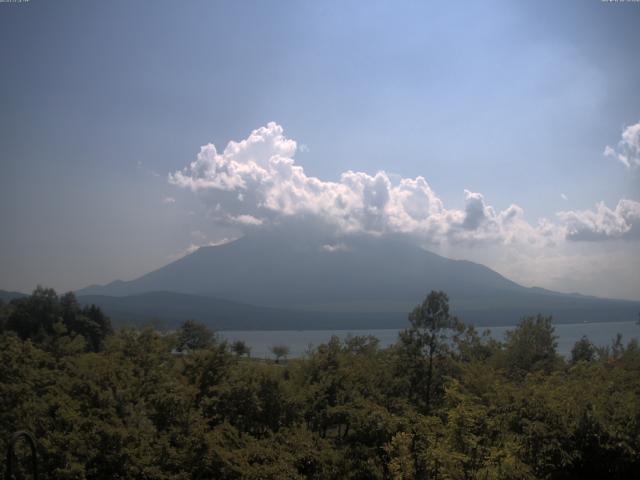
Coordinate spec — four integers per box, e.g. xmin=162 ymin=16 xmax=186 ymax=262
xmin=1 ymin=0 xmax=639 ymax=299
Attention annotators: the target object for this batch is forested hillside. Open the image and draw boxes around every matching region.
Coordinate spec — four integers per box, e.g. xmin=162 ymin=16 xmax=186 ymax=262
xmin=1 ymin=288 xmax=639 ymax=479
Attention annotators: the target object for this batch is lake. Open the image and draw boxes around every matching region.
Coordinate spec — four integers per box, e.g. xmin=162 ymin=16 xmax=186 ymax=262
xmin=219 ymin=321 xmax=640 ymax=359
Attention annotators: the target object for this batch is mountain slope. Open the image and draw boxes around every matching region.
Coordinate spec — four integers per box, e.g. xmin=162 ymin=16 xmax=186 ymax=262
xmin=77 ymin=291 xmax=408 ymax=330
xmin=76 ymin=290 xmax=640 ymax=331
xmin=76 ymin=233 xmax=640 ymax=327
xmin=0 ymin=290 xmax=28 ymax=303
xmin=77 ymin=234 xmax=522 ymax=306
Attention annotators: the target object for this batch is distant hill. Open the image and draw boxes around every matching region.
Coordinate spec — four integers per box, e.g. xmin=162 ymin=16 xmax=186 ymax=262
xmin=75 ymin=290 xmax=640 ymax=331
xmin=0 ymin=289 xmax=27 ymax=303
xmin=77 ymin=291 xmax=408 ymax=331
xmin=75 ymin=233 xmax=640 ymax=328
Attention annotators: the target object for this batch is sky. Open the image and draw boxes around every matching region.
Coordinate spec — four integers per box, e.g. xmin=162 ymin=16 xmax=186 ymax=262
xmin=0 ymin=0 xmax=639 ymax=299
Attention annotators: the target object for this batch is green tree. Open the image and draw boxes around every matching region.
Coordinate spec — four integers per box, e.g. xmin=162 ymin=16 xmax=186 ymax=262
xmin=60 ymin=292 xmax=112 ymax=352
xmin=399 ymin=290 xmax=461 ymax=413
xmin=571 ymin=336 xmax=597 ymax=363
xmin=7 ymin=286 xmax=60 ymax=341
xmin=503 ymin=315 xmax=560 ymax=378
xmin=80 ymin=303 xmax=113 ymax=351
xmin=5 ymin=288 xmax=111 ymax=352
xmin=270 ymin=345 xmax=290 ymax=363
xmin=611 ymin=332 xmax=625 ymax=359
xmin=2 ymin=287 xmax=639 ymax=479
xmin=0 ymin=298 xmax=10 ymax=332
xmin=177 ymin=319 xmax=214 ymax=351
xmin=231 ymin=339 xmax=251 ymax=357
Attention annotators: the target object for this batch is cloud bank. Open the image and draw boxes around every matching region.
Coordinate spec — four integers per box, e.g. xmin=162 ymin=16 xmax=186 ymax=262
xmin=604 ymin=120 xmax=640 ymax=171
xmin=170 ymin=123 xmax=640 ymax=246
xmin=558 ymin=199 xmax=640 ymax=241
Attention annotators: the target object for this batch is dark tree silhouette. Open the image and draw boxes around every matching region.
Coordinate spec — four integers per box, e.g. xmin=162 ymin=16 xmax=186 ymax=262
xmin=399 ymin=290 xmax=461 ymax=413
xmin=177 ymin=319 xmax=214 ymax=351
xmin=231 ymin=339 xmax=251 ymax=357
xmin=270 ymin=344 xmax=290 ymax=363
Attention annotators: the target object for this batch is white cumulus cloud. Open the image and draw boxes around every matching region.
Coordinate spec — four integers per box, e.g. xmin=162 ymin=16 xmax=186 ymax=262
xmin=557 ymin=199 xmax=640 ymax=241
xmin=169 ymin=122 xmax=561 ymax=247
xmin=604 ymin=120 xmax=640 ymax=171
xmin=322 ymin=243 xmax=350 ymax=253
xmin=170 ymin=122 xmax=639 ymax=247
xmin=228 ymin=214 xmax=264 ymax=226
xmin=167 ymin=237 xmax=237 ymax=262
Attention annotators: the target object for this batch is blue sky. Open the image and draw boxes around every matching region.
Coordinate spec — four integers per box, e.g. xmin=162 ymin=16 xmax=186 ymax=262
xmin=1 ymin=0 xmax=639 ymax=298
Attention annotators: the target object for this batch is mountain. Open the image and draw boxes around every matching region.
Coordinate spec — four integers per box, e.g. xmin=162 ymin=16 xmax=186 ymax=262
xmin=76 ymin=233 xmax=523 ymax=305
xmin=76 ymin=233 xmax=640 ymax=328
xmin=77 ymin=291 xmax=408 ymax=330
xmin=0 ymin=289 xmax=28 ymax=303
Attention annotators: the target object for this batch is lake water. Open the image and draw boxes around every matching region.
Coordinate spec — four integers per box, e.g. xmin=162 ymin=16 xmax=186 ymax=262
xmin=219 ymin=321 xmax=640 ymax=359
